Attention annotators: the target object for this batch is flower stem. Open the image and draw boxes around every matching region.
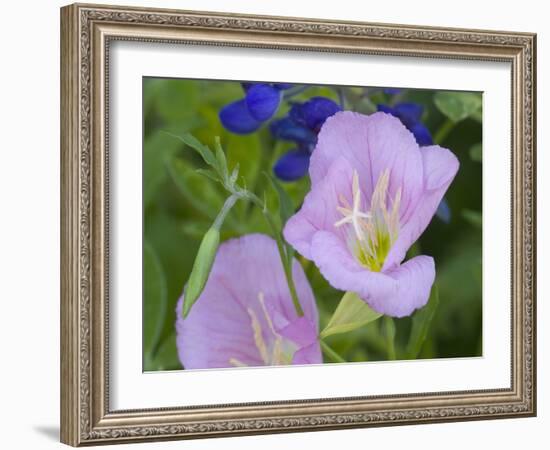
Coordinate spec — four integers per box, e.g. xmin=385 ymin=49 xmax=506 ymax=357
xmin=433 ymin=118 xmax=455 ymax=145
xmin=213 ymin=194 xmax=238 ymax=230
xmin=321 ymin=341 xmax=346 ymax=363
xmin=383 ymin=316 xmax=397 ymax=360
xmin=265 ymin=213 xmax=304 ymax=317
xmin=244 ymin=192 xmax=304 ymax=317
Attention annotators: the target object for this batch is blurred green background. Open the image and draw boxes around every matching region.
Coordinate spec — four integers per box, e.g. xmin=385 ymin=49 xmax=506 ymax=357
xmin=142 ymin=78 xmax=482 ymax=371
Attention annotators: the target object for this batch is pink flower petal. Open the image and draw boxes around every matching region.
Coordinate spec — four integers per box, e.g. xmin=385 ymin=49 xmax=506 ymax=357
xmin=176 ymin=234 xmax=321 ymax=369
xmin=369 ymin=255 xmax=435 ymax=317
xmin=310 ymin=111 xmax=424 ymax=225
xmin=292 ymin=342 xmax=323 ymax=365
xmin=310 ymin=231 xmax=435 ymax=317
xmin=283 ymin=158 xmax=354 ymax=259
xmin=383 ymin=145 xmax=459 ymax=270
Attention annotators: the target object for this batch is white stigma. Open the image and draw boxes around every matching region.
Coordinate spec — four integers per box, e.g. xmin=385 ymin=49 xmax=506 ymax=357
xmin=334 ymin=169 xmax=401 ymax=271
xmin=334 ymin=170 xmax=372 ymax=240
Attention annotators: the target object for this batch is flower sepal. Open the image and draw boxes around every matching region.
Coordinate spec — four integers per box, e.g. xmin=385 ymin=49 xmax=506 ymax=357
xmin=320 ymin=291 xmax=382 ymax=339
xmin=182 ymin=226 xmax=220 ymax=318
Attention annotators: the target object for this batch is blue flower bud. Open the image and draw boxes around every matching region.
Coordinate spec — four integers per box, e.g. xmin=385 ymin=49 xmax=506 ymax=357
xmin=219 ymin=99 xmax=261 ymax=134
xmin=408 ymin=122 xmax=433 ymax=146
xmin=273 ymin=149 xmax=310 ymax=181
xmin=245 ymin=84 xmax=282 ymax=121
xmin=290 ymin=97 xmax=341 ymax=131
xmin=377 ymin=102 xmax=432 ymax=146
xmin=392 ymin=102 xmax=424 ymax=126
xmin=270 ymin=117 xmax=317 ymax=144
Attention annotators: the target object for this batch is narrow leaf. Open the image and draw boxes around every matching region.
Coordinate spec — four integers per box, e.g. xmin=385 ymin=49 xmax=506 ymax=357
xmin=229 ymin=164 xmax=240 ymax=185
xmin=143 ymin=240 xmax=167 ymax=359
xmin=145 ymin=332 xmax=182 ymax=371
xmin=214 ymin=136 xmax=229 ymax=182
xmin=195 ymin=168 xmax=221 ymax=184
xmin=163 ymin=131 xmax=219 ymax=170
xmin=267 ymin=172 xmax=295 ymax=226
xmin=320 ymin=291 xmax=382 ymax=339
xmin=166 ymin=157 xmax=224 ymax=220
xmin=406 ymin=285 xmax=439 ymax=358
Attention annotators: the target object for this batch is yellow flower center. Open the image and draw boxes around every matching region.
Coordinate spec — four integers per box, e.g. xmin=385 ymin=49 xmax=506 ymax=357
xmin=335 ymin=169 xmax=401 ymax=272
xmin=229 ymin=292 xmax=296 ymax=367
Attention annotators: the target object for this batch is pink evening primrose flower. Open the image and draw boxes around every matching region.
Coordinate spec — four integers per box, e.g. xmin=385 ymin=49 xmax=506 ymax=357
xmin=176 ymin=234 xmax=321 ymax=369
xmin=283 ymin=111 xmax=459 ymax=318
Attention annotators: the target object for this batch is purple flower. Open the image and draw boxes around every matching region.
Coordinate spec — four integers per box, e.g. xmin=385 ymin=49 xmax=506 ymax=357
xmin=283 ymin=111 xmax=459 ymax=318
xmin=219 ymin=83 xmax=292 ymax=134
xmin=271 ymin=97 xmax=341 ymax=181
xmin=176 ymin=234 xmax=321 ymax=369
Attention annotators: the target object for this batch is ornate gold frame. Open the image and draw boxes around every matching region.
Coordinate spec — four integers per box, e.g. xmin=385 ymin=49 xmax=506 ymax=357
xmin=60 ymin=2 xmax=536 ymax=446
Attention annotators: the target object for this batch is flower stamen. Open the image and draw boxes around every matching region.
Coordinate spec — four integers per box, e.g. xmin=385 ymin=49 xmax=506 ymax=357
xmin=334 ymin=169 xmax=401 ymax=272
xmin=228 ymin=292 xmax=296 ymax=367
xmin=228 ymin=358 xmax=247 ymax=367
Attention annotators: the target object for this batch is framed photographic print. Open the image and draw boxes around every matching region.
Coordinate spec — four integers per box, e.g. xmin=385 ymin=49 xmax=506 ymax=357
xmin=60 ymin=3 xmax=537 ymax=446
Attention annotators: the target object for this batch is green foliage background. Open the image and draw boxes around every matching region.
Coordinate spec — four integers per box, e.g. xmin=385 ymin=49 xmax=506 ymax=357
xmin=142 ymin=78 xmax=483 ymax=371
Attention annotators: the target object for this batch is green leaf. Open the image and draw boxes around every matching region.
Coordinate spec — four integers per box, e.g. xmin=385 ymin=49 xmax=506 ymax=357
xmin=320 ymin=291 xmax=382 ymax=339
xmin=229 ymin=164 xmax=240 ymax=185
xmin=145 ymin=332 xmax=181 ymax=371
xmin=143 ymin=240 xmax=167 ymax=360
xmin=406 ymin=284 xmax=440 ymax=358
xmin=266 ymin=174 xmax=297 ymax=264
xmin=144 ymin=210 xmax=199 ymax=345
xmin=434 ymin=92 xmax=482 ymax=123
xmin=267 ymin=173 xmax=295 ymax=226
xmin=166 ymin=156 xmax=225 ymax=220
xmin=469 ymin=143 xmax=482 ymax=162
xmin=143 ymin=131 xmax=181 ymax=207
xmin=462 ymin=209 xmax=482 ymax=228
xmin=165 ymin=131 xmax=219 ymax=171
xmin=214 ymin=136 xmax=229 ymax=182
xmin=195 ymin=168 xmax=221 ymax=184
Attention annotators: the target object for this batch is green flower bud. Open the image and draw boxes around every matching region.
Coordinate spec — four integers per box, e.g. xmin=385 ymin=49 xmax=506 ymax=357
xmin=182 ymin=227 xmax=220 ymax=318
